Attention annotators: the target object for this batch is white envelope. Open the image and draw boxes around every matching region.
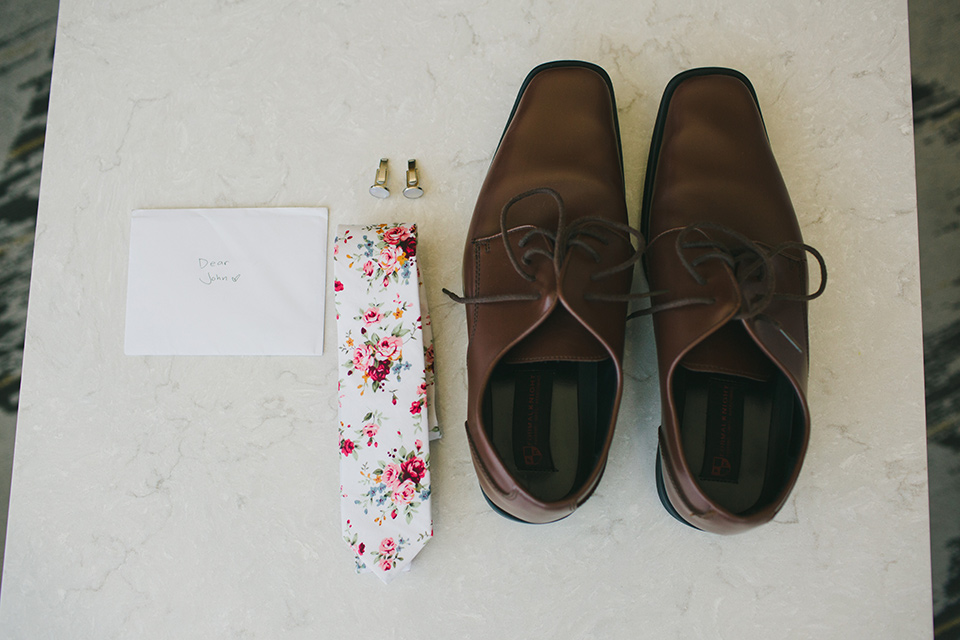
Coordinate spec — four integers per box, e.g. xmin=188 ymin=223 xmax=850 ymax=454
xmin=124 ymin=208 xmax=328 ymax=356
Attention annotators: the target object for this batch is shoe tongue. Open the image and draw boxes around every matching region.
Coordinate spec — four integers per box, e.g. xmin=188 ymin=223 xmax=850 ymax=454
xmin=680 ymin=320 xmax=776 ymax=381
xmin=502 ymin=306 xmax=609 ymax=363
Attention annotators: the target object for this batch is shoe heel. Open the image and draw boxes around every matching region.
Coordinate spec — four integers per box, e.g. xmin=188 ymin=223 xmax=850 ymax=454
xmin=656 ymin=447 xmax=699 ymax=530
xmin=480 ymin=486 xmax=548 ymax=524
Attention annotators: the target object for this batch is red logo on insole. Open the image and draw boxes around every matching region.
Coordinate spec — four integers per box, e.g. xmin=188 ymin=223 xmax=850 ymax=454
xmin=523 ymin=446 xmax=543 ymax=466
xmin=711 ymin=456 xmax=731 ymax=477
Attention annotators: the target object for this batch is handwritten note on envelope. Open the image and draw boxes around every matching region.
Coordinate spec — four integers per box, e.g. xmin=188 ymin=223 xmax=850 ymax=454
xmin=124 ymin=208 xmax=328 ymax=355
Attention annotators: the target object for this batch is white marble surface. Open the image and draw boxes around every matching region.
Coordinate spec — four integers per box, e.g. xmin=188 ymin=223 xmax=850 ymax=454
xmin=0 ymin=0 xmax=931 ymax=638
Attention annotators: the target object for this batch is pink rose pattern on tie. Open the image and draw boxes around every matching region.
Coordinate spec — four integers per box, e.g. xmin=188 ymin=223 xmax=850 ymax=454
xmin=334 ymin=223 xmax=439 ymax=582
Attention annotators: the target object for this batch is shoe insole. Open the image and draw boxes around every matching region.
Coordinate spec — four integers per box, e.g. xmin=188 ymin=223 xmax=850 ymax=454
xmin=485 ymin=360 xmax=604 ymax=502
xmin=678 ymin=368 xmax=797 ymax=515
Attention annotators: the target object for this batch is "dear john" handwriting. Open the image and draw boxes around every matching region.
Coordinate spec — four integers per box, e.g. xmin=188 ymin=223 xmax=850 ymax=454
xmin=198 ymin=258 xmax=241 ymax=285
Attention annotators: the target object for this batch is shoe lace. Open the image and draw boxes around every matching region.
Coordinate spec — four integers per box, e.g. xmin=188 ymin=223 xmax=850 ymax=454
xmin=441 ymin=187 xmax=645 ymax=305
xmin=441 ymin=189 xmax=827 ymax=353
xmin=632 ymin=221 xmax=828 ymax=352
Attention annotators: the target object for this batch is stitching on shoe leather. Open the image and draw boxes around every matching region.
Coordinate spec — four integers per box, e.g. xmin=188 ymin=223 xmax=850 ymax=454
xmin=471 ymin=240 xmax=483 ymax=341
xmin=680 ymin=363 xmax=774 ymax=377
xmin=509 ymin=355 xmax=607 ymax=363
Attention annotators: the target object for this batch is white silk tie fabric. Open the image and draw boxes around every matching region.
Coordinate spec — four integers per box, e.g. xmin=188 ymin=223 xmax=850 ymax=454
xmin=333 ymin=223 xmax=439 ymax=583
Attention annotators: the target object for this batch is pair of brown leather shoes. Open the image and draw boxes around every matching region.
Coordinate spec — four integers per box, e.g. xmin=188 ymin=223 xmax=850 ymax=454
xmin=445 ymin=62 xmax=825 ymax=533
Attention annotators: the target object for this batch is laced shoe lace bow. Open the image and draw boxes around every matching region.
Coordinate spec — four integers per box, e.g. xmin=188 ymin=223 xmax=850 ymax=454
xmin=635 ymin=221 xmax=827 ymax=351
xmin=443 ymin=188 xmax=827 ymax=353
xmin=441 ymin=187 xmax=644 ymax=305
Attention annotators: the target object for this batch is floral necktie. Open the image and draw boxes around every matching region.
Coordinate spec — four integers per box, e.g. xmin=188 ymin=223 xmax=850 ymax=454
xmin=333 ymin=223 xmax=439 ymax=583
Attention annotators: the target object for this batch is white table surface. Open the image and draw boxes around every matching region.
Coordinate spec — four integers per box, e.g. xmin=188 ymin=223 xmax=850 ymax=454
xmin=0 ymin=0 xmax=931 ymax=638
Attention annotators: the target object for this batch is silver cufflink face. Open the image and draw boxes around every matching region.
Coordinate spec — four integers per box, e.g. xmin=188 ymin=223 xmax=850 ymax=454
xmin=369 ymin=158 xmax=390 ymax=199
xmin=402 ymin=159 xmax=423 ymax=199
xmin=369 ymin=158 xmax=424 ymax=199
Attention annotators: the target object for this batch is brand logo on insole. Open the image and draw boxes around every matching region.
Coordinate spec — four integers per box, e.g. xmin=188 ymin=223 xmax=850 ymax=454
xmin=711 ymin=384 xmax=735 ymax=476
xmin=699 ymin=378 xmax=744 ymax=484
xmin=523 ymin=446 xmax=543 ymax=466
xmin=525 ymin=375 xmax=541 ymax=446
xmin=512 ymin=369 xmax=556 ymax=472
xmin=711 ymin=455 xmax=732 ymax=477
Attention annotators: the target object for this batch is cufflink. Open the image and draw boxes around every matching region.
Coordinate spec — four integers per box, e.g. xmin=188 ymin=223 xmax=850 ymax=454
xmin=402 ymin=159 xmax=424 ymax=199
xmin=369 ymin=158 xmax=390 ymax=199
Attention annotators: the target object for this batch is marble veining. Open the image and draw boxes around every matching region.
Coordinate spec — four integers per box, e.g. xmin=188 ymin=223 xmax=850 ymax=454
xmin=0 ymin=0 xmax=933 ymax=638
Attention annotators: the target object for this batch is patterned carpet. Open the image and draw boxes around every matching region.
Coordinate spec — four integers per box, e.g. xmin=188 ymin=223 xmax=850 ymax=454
xmin=912 ymin=0 xmax=960 ymax=636
xmin=0 ymin=0 xmax=957 ymax=634
xmin=0 ymin=0 xmax=58 ymax=581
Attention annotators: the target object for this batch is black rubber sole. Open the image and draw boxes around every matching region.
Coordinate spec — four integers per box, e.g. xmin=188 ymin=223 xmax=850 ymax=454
xmin=481 ymin=489 xmax=528 ymax=523
xmin=480 ymin=487 xmax=579 ymax=525
xmin=486 ymin=450 xmax=699 ymax=528
xmin=481 ymin=489 xmax=538 ymax=524
xmin=656 ymin=447 xmax=700 ymax=530
xmin=639 ymin=67 xmax=763 ymax=242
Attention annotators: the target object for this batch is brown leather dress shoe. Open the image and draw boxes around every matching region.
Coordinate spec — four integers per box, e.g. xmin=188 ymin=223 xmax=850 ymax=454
xmin=444 ymin=61 xmax=636 ymax=523
xmin=641 ymin=68 xmax=827 ymax=534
